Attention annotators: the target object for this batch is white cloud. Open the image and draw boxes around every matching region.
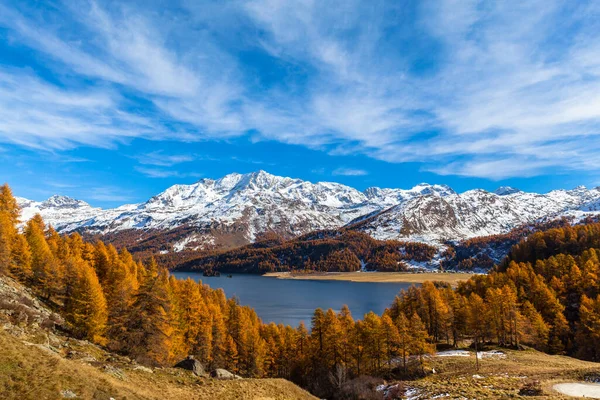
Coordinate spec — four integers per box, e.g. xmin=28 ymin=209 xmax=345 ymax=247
xmin=0 ymin=68 xmax=157 ymax=149
xmin=86 ymin=187 xmax=135 ymax=203
xmin=134 ymin=167 xmax=180 ymax=178
xmin=0 ymin=0 xmax=600 ymax=180
xmin=135 ymin=151 xmax=195 ymax=167
xmin=332 ymin=168 xmax=368 ymax=176
xmin=134 ymin=166 xmax=202 ymax=179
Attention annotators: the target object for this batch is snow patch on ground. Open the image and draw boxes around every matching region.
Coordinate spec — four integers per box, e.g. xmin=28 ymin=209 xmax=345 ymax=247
xmin=404 ymin=388 xmax=419 ymax=400
xmin=477 ymin=350 xmax=506 ymax=359
xmin=403 ymin=387 xmax=449 ymax=399
xmin=435 ymin=350 xmax=471 ymax=357
xmin=554 ymin=382 xmax=600 ymax=398
xmin=173 ymin=236 xmax=194 ymax=252
xmin=359 ymin=259 xmax=367 ymax=272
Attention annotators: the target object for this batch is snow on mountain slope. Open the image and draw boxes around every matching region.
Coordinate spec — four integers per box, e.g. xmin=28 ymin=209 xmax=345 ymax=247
xmin=15 ymin=171 xmax=600 ymax=249
xmin=16 ymin=171 xmax=387 ymax=244
xmin=17 ymin=195 xmax=102 ymax=231
xmin=354 ymin=186 xmax=600 ymax=243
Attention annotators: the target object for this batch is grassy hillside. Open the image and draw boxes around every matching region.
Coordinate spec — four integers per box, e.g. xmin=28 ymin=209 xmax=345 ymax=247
xmin=0 ymin=275 xmax=316 ymax=400
xmin=406 ymin=346 xmax=600 ymax=399
xmin=0 ymin=330 xmax=316 ymax=400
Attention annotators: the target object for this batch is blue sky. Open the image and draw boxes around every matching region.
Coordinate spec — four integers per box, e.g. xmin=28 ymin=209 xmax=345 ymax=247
xmin=1 ymin=0 xmax=600 ymax=207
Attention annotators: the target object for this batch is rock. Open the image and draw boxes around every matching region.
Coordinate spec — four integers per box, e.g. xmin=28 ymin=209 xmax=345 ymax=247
xmin=66 ymin=350 xmax=97 ymax=363
xmin=60 ymin=390 xmax=77 ymax=398
xmin=103 ymin=365 xmax=127 ymax=381
xmin=174 ymin=356 xmax=206 ymax=377
xmin=133 ymin=365 xmax=154 ymax=374
xmin=210 ymin=368 xmax=242 ymax=380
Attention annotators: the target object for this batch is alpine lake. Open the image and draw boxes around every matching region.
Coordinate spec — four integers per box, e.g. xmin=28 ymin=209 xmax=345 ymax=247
xmin=172 ymin=272 xmax=417 ymax=327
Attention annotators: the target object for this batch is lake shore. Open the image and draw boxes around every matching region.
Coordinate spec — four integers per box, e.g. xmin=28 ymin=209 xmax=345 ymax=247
xmin=263 ymin=271 xmax=475 ymax=285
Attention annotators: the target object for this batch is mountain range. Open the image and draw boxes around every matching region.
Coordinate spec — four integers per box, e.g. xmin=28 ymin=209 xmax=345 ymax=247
xmin=16 ymin=170 xmax=600 ymax=253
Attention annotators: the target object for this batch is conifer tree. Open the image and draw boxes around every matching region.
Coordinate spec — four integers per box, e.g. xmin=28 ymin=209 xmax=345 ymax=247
xmin=396 ymin=312 xmax=411 ymax=373
xmin=243 ymin=323 xmax=266 ymax=377
xmin=521 ymin=300 xmax=549 ymax=350
xmin=10 ymin=233 xmax=32 ymax=282
xmin=64 ymin=257 xmax=108 ymax=344
xmin=124 ymin=263 xmax=173 ymax=366
xmin=362 ymin=312 xmax=384 ymax=372
xmin=210 ymin=303 xmax=228 ymax=368
xmin=311 ymin=308 xmax=326 ymax=355
xmin=224 ymin=334 xmax=240 ymax=373
xmin=323 ymin=308 xmax=343 ymax=368
xmin=103 ymin=245 xmax=137 ymax=351
xmin=293 ymin=322 xmax=310 ymax=383
xmin=381 ymin=314 xmax=399 ymax=372
xmin=92 ymin=241 xmax=111 ymax=286
xmin=576 ymin=295 xmax=600 ymax=361
xmin=192 ymin=296 xmax=213 ymax=364
xmin=170 ymin=278 xmax=205 ymax=358
xmin=409 ymin=313 xmax=433 ymax=373
xmin=337 ymin=305 xmax=354 ymax=366
xmin=25 ymin=215 xmax=60 ymax=299
xmin=351 ymin=320 xmax=365 ymax=375
xmin=467 ymin=293 xmax=488 ymax=370
xmin=0 ymin=184 xmax=20 ymax=226
xmin=0 ymin=211 xmax=15 ymax=274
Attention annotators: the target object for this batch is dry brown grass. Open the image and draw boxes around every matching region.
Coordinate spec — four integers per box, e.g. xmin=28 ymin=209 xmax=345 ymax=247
xmin=406 ymin=347 xmax=600 ymax=399
xmin=264 ymin=271 xmax=474 ymax=286
xmin=0 ymin=330 xmax=316 ymax=400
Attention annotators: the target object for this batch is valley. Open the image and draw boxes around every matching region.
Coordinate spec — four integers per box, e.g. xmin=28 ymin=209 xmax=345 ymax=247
xmin=3 ymin=183 xmax=600 ymax=399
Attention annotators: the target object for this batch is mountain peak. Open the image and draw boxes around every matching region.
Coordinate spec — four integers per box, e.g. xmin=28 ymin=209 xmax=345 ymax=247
xmin=230 ymin=170 xmax=294 ymax=191
xmin=409 ymin=183 xmax=456 ymax=196
xmin=41 ymin=195 xmax=89 ymax=209
xmin=494 ymin=186 xmax=522 ymax=196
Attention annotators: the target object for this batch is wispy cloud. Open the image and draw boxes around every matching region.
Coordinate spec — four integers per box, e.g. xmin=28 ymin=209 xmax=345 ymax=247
xmin=135 ymin=151 xmax=195 ymax=167
xmin=134 ymin=166 xmax=202 ymax=179
xmin=0 ymin=67 xmax=157 ymax=150
xmin=86 ymin=186 xmax=135 ymax=203
xmin=46 ymin=181 xmax=78 ymax=189
xmin=332 ymin=168 xmax=368 ymax=177
xmin=0 ymin=0 xmax=599 ymax=180
xmin=230 ymin=156 xmax=275 ymax=166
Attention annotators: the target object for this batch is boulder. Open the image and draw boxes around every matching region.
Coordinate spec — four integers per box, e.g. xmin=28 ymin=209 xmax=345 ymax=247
xmin=174 ymin=356 xmax=206 ymax=376
xmin=210 ymin=368 xmax=242 ymax=380
xmin=133 ymin=365 xmax=154 ymax=374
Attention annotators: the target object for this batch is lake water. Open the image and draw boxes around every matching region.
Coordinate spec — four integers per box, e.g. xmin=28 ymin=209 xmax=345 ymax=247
xmin=172 ymin=272 xmax=417 ymax=327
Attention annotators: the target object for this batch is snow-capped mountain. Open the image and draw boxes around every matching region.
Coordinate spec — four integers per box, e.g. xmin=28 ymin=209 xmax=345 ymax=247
xmin=354 ymin=186 xmax=600 ymax=242
xmin=16 ymin=171 xmax=600 ymax=251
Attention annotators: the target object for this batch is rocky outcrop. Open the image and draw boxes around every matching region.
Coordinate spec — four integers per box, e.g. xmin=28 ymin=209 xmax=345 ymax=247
xmin=210 ymin=368 xmax=242 ymax=380
xmin=174 ymin=355 xmax=206 ymax=377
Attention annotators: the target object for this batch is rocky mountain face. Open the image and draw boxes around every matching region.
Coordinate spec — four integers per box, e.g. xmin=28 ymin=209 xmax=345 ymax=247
xmin=16 ymin=171 xmax=600 ymax=252
xmin=352 ymin=186 xmax=600 ymax=243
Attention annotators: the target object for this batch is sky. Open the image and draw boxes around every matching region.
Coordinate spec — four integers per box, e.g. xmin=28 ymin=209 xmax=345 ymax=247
xmin=1 ymin=0 xmax=600 ymax=207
